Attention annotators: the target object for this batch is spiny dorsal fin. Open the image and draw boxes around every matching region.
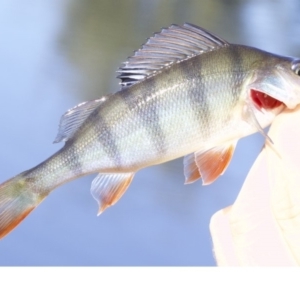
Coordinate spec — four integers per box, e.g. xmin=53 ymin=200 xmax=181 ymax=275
xmin=117 ymin=23 xmax=229 ymax=88
xmin=54 ymin=97 xmax=107 ymax=143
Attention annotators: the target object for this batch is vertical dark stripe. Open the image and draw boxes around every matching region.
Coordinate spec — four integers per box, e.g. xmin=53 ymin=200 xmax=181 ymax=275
xmin=121 ymin=78 xmax=167 ymax=155
xmin=229 ymin=45 xmax=244 ymax=72
xmin=90 ymin=108 xmax=122 ymax=167
xmin=180 ymin=57 xmax=211 ymax=139
xmin=227 ymin=45 xmax=244 ymax=102
xmin=63 ymin=141 xmax=84 ymax=176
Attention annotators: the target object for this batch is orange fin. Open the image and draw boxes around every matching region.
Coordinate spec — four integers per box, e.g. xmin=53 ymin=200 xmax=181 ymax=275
xmin=0 ymin=173 xmax=49 ymax=239
xmin=183 ymin=153 xmax=201 ymax=184
xmin=195 ymin=142 xmax=237 ymax=185
xmin=90 ymin=173 xmax=134 ymax=215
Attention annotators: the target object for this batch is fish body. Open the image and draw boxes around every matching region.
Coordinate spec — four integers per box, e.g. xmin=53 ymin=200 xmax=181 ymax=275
xmin=1 ymin=23 xmax=300 ymax=238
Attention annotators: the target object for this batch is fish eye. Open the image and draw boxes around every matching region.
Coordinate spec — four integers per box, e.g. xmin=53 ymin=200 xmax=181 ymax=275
xmin=291 ymin=61 xmax=300 ymax=76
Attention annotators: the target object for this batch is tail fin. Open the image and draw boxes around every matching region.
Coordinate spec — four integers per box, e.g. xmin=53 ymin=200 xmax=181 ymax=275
xmin=0 ymin=173 xmax=49 ymax=239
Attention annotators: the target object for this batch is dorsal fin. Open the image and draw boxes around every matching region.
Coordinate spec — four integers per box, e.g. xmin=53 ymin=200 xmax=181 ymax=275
xmin=117 ymin=23 xmax=229 ymax=88
xmin=54 ymin=97 xmax=107 ymax=143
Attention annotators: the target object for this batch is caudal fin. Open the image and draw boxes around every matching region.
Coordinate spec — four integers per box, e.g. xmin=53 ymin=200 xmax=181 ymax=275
xmin=0 ymin=173 xmax=49 ymax=239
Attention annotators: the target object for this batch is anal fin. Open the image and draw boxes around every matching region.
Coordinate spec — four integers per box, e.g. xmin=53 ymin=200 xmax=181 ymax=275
xmin=183 ymin=153 xmax=201 ymax=184
xmin=91 ymin=173 xmax=134 ymax=215
xmin=195 ymin=142 xmax=237 ymax=185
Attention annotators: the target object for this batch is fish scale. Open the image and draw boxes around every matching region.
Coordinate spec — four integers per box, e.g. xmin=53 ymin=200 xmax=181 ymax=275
xmin=1 ymin=23 xmax=300 ymax=238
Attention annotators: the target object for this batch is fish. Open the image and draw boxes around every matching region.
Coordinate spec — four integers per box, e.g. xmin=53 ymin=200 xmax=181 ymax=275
xmin=1 ymin=23 xmax=300 ymax=239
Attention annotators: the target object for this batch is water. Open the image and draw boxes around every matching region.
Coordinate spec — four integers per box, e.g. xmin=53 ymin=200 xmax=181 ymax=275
xmin=0 ymin=0 xmax=299 ymax=266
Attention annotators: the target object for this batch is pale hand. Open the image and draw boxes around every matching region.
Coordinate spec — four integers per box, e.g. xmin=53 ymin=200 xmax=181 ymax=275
xmin=210 ymin=106 xmax=300 ymax=266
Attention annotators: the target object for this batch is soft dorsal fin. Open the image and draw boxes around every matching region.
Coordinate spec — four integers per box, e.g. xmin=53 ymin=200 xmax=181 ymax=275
xmin=54 ymin=97 xmax=107 ymax=143
xmin=117 ymin=23 xmax=229 ymax=88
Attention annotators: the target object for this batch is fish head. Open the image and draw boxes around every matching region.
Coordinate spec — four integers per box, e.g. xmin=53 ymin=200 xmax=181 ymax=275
xmin=249 ymin=55 xmax=300 ymax=110
xmin=242 ymin=54 xmax=300 ymax=135
xmin=274 ymin=57 xmax=300 ymax=109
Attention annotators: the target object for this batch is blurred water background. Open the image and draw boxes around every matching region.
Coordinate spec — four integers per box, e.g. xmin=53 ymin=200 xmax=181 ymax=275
xmin=0 ymin=0 xmax=299 ymax=266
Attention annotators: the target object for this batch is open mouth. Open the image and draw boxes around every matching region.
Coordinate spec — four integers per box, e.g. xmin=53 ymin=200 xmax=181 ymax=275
xmin=250 ymin=89 xmax=283 ymax=110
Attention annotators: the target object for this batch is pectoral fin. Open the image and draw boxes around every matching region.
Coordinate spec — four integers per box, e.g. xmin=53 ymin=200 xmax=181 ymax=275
xmin=195 ymin=142 xmax=237 ymax=185
xmin=91 ymin=172 xmax=134 ymax=215
xmin=183 ymin=153 xmax=201 ymax=184
xmin=243 ymin=99 xmax=274 ymax=144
